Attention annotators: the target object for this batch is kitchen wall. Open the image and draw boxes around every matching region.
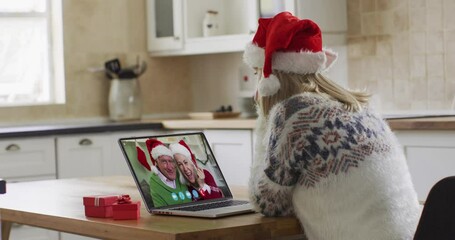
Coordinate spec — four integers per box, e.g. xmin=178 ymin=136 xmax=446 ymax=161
xmin=3 ymin=0 xmax=453 ymax=125
xmin=347 ymin=0 xmax=455 ymax=112
xmin=0 ymin=0 xmax=192 ymax=125
xmin=189 ymin=53 xmax=244 ymax=112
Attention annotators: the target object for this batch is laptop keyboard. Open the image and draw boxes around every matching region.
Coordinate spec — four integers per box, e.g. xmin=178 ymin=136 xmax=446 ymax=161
xmin=171 ymin=200 xmax=249 ymax=212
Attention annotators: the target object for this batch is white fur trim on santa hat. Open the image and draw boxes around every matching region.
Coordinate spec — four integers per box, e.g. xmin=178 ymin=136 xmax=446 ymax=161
xmin=272 ymin=50 xmax=328 ymax=74
xmin=258 ymin=74 xmax=281 ymax=96
xmin=151 ymin=165 xmax=159 ymax=174
xmin=243 ymin=44 xmax=338 ymax=74
xmin=151 ymin=145 xmax=173 ymax=161
xmin=243 ymin=43 xmax=265 ymax=68
xmin=169 ymin=143 xmax=191 ymax=159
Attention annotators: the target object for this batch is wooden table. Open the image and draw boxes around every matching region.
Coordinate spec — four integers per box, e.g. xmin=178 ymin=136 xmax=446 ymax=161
xmin=0 ymin=176 xmax=303 ymax=240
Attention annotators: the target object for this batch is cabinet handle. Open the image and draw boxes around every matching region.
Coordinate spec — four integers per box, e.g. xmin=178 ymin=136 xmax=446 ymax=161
xmin=5 ymin=143 xmax=20 ymax=152
xmin=79 ymin=138 xmax=93 ymax=146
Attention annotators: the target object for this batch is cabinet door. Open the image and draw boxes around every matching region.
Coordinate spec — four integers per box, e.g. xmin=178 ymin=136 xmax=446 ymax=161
xmin=0 ymin=137 xmax=56 ymax=179
xmin=56 ymin=134 xmax=111 ymax=178
xmin=203 ymin=130 xmax=252 ymax=187
xmin=395 ymin=131 xmax=455 ymax=201
xmin=9 ymin=225 xmax=59 ymax=240
xmin=60 ymin=232 xmax=98 ymax=240
xmin=147 ymin=0 xmax=298 ymax=56
xmin=146 ymin=0 xmax=183 ymax=51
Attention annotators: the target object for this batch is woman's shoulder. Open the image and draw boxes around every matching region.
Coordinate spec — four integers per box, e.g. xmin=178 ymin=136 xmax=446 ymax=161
xmin=202 ymin=169 xmax=214 ymax=178
xmin=202 ymin=169 xmax=216 ymax=186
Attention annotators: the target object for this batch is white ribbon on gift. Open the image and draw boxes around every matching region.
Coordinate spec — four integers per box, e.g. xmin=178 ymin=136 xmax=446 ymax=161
xmin=92 ymin=194 xmax=123 ymax=206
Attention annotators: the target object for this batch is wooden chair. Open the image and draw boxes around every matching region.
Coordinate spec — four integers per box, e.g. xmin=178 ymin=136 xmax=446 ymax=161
xmin=414 ymin=176 xmax=455 ymax=240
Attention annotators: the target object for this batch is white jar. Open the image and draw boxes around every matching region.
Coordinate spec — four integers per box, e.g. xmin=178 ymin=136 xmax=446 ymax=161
xmin=202 ymin=10 xmax=219 ymax=37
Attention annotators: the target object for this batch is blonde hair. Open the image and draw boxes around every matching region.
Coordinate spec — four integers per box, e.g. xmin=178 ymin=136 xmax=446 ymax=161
xmin=259 ymin=71 xmax=370 ymax=116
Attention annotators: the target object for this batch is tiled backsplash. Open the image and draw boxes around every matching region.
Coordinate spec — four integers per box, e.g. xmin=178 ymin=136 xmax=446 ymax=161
xmin=347 ymin=0 xmax=455 ymax=112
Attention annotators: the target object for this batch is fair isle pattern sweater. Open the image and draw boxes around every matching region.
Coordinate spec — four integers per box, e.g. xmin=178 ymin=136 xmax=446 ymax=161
xmin=249 ymin=93 xmax=421 ymax=240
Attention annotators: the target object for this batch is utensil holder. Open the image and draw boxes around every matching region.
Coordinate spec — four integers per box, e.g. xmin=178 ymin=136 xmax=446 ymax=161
xmin=108 ymin=78 xmax=142 ymax=121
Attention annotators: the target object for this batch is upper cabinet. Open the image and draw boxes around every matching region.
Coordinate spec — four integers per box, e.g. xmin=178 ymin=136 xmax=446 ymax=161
xmin=147 ymin=0 xmax=184 ymax=52
xmin=146 ymin=0 xmax=296 ymax=56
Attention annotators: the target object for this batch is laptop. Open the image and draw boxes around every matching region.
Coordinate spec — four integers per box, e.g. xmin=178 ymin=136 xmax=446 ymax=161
xmin=118 ymin=132 xmax=254 ymax=218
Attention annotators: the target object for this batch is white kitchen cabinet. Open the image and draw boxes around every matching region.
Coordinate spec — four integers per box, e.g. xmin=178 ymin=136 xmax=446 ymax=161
xmin=9 ymin=225 xmax=59 ymax=240
xmin=56 ymin=134 xmax=112 ymax=178
xmin=59 ymin=233 xmax=98 ymax=240
xmin=0 ymin=137 xmax=56 ymax=180
xmin=395 ymin=131 xmax=455 ymax=201
xmin=56 ymin=130 xmax=160 ymax=179
xmin=146 ymin=0 xmax=296 ymax=56
xmin=203 ymin=130 xmax=253 ymax=186
xmin=146 ymin=0 xmax=183 ymax=52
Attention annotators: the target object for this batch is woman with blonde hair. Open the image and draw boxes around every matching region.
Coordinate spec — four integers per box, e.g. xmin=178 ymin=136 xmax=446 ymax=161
xmin=244 ymin=12 xmax=420 ymax=240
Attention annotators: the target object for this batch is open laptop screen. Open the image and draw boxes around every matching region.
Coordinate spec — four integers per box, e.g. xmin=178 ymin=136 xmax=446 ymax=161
xmin=119 ymin=132 xmax=232 ymax=210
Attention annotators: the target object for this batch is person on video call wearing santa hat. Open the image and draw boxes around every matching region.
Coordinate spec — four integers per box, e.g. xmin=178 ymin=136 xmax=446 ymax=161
xmin=244 ymin=11 xmax=420 ymax=239
xmin=145 ymin=139 xmax=191 ymax=208
xmin=169 ymin=140 xmax=224 ymax=201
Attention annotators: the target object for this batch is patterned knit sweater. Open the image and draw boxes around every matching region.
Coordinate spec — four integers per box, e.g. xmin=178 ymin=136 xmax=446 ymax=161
xmin=249 ymin=92 xmax=421 ymax=240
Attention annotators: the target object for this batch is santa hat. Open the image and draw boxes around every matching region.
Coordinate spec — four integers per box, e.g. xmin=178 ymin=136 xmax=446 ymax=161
xmin=136 ymin=141 xmax=151 ymax=171
xmin=169 ymin=140 xmax=198 ymax=185
xmin=145 ymin=138 xmax=173 ymax=174
xmin=243 ymin=11 xmax=338 ymax=97
xmin=169 ymin=140 xmax=198 ymax=167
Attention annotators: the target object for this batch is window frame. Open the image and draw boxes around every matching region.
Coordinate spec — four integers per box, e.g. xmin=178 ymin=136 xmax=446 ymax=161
xmin=0 ymin=0 xmax=65 ymax=107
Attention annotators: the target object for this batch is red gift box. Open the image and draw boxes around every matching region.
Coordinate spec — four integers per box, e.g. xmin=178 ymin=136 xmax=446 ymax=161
xmin=83 ymin=195 xmax=120 ymax=218
xmin=112 ymin=195 xmax=141 ymax=220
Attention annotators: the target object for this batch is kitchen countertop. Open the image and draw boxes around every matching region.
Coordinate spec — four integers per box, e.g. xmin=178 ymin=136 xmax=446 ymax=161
xmin=386 ymin=116 xmax=455 ymax=130
xmin=1 ymin=115 xmax=455 ymax=139
xmin=161 ymin=118 xmax=256 ymax=129
xmin=161 ymin=116 xmax=455 ymax=131
xmin=0 ymin=120 xmax=163 ymax=139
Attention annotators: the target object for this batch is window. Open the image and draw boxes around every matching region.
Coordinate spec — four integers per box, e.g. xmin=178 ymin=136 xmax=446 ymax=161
xmin=0 ymin=0 xmax=64 ymax=106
